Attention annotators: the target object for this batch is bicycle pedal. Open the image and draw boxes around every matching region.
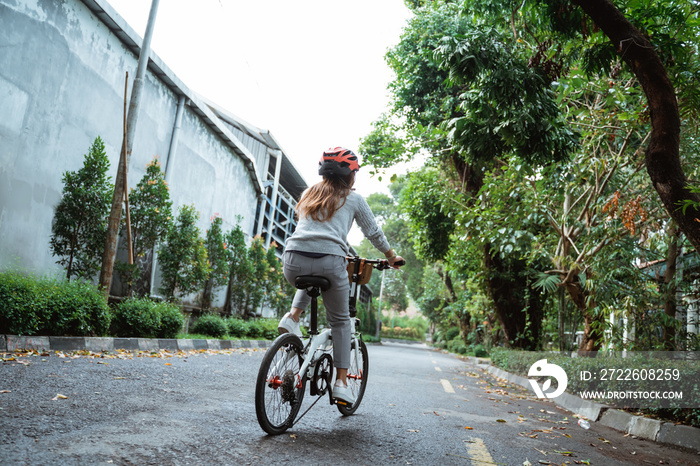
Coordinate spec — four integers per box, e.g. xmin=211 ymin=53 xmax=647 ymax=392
xmin=335 ymin=399 xmax=352 ymax=408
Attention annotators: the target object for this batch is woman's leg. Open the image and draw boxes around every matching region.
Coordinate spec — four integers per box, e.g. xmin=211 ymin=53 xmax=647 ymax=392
xmin=318 ymin=255 xmax=351 ymax=379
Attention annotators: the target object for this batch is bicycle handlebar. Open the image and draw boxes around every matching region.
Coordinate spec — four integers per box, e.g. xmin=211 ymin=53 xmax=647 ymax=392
xmin=346 ymin=256 xmax=405 ymax=270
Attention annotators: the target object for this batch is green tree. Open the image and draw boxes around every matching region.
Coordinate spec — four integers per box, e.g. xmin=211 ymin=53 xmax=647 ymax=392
xmin=223 ymin=223 xmax=253 ymax=316
xmin=263 ymin=244 xmax=293 ymax=318
xmin=245 ymin=236 xmax=268 ymax=316
xmin=115 ymin=157 xmax=172 ymax=296
xmin=50 ymin=136 xmax=113 ymax=281
xmin=158 ymin=204 xmax=209 ymax=300
xmin=571 ymin=0 xmax=700 ymax=253
xmin=200 ymin=215 xmax=231 ymax=309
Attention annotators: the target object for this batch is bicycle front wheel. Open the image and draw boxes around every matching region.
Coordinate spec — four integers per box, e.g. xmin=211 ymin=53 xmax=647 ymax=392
xmin=337 ymin=337 xmax=368 ymax=416
xmin=255 ymin=333 xmax=306 ymax=435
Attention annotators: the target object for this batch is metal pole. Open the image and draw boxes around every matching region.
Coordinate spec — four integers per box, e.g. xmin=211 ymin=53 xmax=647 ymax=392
xmin=99 ymin=0 xmax=161 ymax=297
xmin=375 ymin=269 xmax=385 ymax=339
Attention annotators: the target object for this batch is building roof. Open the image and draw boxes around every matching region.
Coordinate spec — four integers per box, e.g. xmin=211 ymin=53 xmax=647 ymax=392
xmin=200 ymin=99 xmax=309 ymax=200
xmin=81 ymin=0 xmax=306 ymax=198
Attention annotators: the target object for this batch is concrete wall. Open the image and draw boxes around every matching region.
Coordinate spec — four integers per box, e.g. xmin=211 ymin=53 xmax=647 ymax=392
xmin=0 ymin=0 xmax=261 ymax=301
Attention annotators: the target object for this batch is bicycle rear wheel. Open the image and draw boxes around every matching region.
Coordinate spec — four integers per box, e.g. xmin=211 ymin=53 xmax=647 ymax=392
xmin=337 ymin=337 xmax=368 ymax=416
xmin=255 ymin=333 xmax=306 ymax=435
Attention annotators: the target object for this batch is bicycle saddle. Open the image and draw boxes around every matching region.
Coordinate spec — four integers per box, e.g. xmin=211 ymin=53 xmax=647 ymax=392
xmin=295 ymin=275 xmax=331 ymax=291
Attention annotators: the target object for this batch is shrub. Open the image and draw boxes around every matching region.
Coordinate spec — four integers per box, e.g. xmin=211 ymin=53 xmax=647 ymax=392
xmin=226 ymin=317 xmax=248 ymax=338
xmin=447 ymin=337 xmax=467 ymax=355
xmin=472 ymin=344 xmax=488 ymax=358
xmin=445 ymin=326 xmax=460 ymax=342
xmin=0 ymin=272 xmax=110 ymax=336
xmin=156 ymin=302 xmax=185 ymax=338
xmin=0 ymin=271 xmax=43 ymax=335
xmin=258 ymin=318 xmax=279 ymax=340
xmin=43 ymin=279 xmax=111 ymax=336
xmin=112 ymin=298 xmax=161 ymax=338
xmin=191 ymin=313 xmax=227 ymax=338
xmin=245 ymin=319 xmax=264 ymax=338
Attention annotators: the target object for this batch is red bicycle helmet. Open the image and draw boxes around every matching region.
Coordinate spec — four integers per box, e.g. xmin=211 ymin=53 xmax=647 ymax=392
xmin=318 ymin=147 xmax=360 ymax=177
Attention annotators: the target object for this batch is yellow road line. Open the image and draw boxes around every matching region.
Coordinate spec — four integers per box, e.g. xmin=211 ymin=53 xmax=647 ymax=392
xmin=440 ymin=378 xmax=455 ymax=393
xmin=464 ymin=436 xmax=497 ymax=465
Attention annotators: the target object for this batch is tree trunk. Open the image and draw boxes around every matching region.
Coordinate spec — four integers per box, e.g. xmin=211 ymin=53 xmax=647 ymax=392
xmin=452 ymin=153 xmax=542 ymax=349
xmin=572 ymin=0 xmax=700 ymax=252
xmin=563 ymin=278 xmax=603 ymax=353
xmin=484 ymin=246 xmax=542 ymax=349
xmin=662 ymin=223 xmax=681 ymax=349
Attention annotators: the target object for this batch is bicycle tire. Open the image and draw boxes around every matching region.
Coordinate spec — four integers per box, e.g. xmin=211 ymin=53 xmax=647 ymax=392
xmin=337 ymin=337 xmax=368 ymax=416
xmin=255 ymin=333 xmax=306 ymax=435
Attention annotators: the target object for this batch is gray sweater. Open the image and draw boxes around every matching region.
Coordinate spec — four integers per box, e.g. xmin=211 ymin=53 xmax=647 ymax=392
xmin=284 ymin=191 xmax=391 ymax=257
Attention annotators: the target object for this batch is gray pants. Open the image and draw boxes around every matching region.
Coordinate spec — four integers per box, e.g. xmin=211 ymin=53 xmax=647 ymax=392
xmin=283 ymin=251 xmax=350 ymax=369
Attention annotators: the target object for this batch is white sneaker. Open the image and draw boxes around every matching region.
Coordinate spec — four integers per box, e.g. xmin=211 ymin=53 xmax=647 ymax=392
xmin=278 ymin=312 xmax=302 ymax=337
xmin=333 ymin=381 xmax=356 ymax=405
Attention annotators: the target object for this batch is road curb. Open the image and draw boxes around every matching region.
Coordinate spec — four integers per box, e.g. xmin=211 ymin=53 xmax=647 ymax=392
xmin=480 ymin=362 xmax=700 ymax=452
xmin=0 ymin=334 xmax=272 ymax=353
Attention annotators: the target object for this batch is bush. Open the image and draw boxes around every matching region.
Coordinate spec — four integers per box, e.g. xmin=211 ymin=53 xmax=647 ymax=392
xmin=0 ymin=272 xmax=110 ymax=336
xmin=245 ymin=319 xmax=264 ymax=338
xmin=112 ymin=298 xmax=161 ymax=338
xmin=226 ymin=317 xmax=248 ymax=338
xmin=445 ymin=326 xmax=460 ymax=342
xmin=191 ymin=313 xmax=227 ymax=338
xmin=258 ymin=318 xmax=279 ymax=340
xmin=43 ymin=280 xmax=111 ymax=336
xmin=472 ymin=343 xmax=488 ymax=358
xmin=155 ymin=302 xmax=185 ymax=338
xmin=112 ymin=298 xmax=183 ymax=338
xmin=0 ymin=272 xmax=44 ymax=335
xmin=447 ymin=337 xmax=467 ymax=355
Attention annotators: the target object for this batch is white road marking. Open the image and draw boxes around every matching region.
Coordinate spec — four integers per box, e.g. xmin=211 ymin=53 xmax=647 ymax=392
xmin=440 ymin=378 xmax=455 ymax=393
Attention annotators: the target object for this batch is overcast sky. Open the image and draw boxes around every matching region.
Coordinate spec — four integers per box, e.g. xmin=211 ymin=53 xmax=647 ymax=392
xmin=107 ymin=0 xmax=414 ymax=197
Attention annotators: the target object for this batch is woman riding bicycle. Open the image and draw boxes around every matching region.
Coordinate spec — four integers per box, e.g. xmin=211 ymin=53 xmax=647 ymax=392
xmin=278 ymin=147 xmax=404 ymax=405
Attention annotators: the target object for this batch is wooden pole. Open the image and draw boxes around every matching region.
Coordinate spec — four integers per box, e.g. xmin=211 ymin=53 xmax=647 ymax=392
xmin=99 ymin=0 xmax=160 ymax=297
xmin=122 ymin=72 xmax=134 ymax=266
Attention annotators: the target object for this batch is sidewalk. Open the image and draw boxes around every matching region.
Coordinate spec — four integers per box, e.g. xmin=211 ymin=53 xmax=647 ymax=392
xmin=471 ymin=358 xmax=700 ymax=453
xmin=0 ymin=334 xmax=272 ymax=353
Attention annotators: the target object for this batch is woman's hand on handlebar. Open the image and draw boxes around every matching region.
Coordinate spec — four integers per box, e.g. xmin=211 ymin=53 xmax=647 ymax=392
xmin=388 ymin=255 xmax=405 ymax=269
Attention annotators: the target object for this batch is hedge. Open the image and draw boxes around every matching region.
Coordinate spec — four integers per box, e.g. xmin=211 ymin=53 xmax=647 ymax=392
xmin=111 ymin=298 xmax=184 ymax=338
xmin=0 ymin=271 xmax=110 ymax=336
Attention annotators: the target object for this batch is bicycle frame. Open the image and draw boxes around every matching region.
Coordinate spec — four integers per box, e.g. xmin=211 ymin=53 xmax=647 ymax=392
xmin=256 ymin=255 xmax=403 ymax=433
xmin=267 ymin=309 xmax=361 ymax=395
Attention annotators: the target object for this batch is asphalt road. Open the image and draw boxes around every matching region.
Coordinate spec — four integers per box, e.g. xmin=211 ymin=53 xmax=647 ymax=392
xmin=1 ymin=341 xmax=698 ymax=465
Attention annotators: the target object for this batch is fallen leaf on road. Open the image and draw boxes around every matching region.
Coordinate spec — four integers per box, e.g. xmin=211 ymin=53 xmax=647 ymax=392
xmin=496 ymin=419 xmax=507 ymax=423
xmin=289 ymin=434 xmax=297 ymax=439
xmin=464 ymin=426 xmax=473 ymax=430
xmin=51 ymin=394 xmax=68 ymax=400
xmin=0 ymin=390 xmax=10 ymax=394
